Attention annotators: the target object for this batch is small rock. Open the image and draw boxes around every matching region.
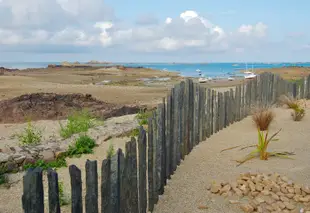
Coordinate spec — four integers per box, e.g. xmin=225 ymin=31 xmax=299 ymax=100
xmin=240 ymin=203 xmax=254 ymax=213
xmin=0 ymin=153 xmax=9 ymax=163
xmin=14 ymin=156 xmax=26 ymax=164
xmin=220 ymin=184 xmax=231 ymax=194
xmin=302 ymin=186 xmax=310 ymax=194
xmin=283 ymin=202 xmax=296 ymax=210
xmin=211 ymin=183 xmax=221 ymax=193
xmin=229 ymin=200 xmax=240 ymax=204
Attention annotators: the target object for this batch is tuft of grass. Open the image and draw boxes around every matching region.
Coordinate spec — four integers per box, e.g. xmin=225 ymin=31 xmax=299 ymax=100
xmin=236 ymin=128 xmax=294 ymax=166
xmin=0 ymin=166 xmax=7 ymax=185
xmin=278 ymin=95 xmax=306 ymax=121
xmin=106 ymin=143 xmax=115 ymax=159
xmin=14 ymin=120 xmax=42 ymax=145
xmin=66 ymin=135 xmax=96 ymax=157
xmin=59 ymin=181 xmax=70 ymax=206
xmin=291 ymin=107 xmax=306 ymax=121
xmin=23 ymin=157 xmax=67 ymax=171
xmin=59 ymin=109 xmax=97 ymax=139
xmin=278 ymin=95 xmax=299 ymax=110
xmin=252 ymin=107 xmax=275 ymax=131
xmin=135 ymin=109 xmax=152 ymax=126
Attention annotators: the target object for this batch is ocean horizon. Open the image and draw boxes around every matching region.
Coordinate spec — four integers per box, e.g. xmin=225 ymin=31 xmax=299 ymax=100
xmin=1 ymin=62 xmax=310 ymax=78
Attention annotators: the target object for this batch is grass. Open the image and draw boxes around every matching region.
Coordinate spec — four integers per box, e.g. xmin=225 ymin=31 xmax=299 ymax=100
xmin=106 ymin=142 xmax=115 ymax=158
xmin=128 ymin=109 xmax=153 ymax=137
xmin=0 ymin=166 xmax=7 ymax=185
xmin=236 ymin=128 xmax=294 ymax=166
xmin=291 ymin=107 xmax=306 ymax=121
xmin=67 ymin=135 xmax=97 ymax=157
xmin=14 ymin=120 xmax=42 ymax=145
xmin=59 ymin=109 xmax=97 ymax=139
xmin=278 ymin=95 xmax=300 ymax=110
xmin=59 ymin=181 xmax=70 ymax=206
xmin=278 ymin=95 xmax=306 ymax=121
xmin=252 ymin=107 xmax=275 ymax=131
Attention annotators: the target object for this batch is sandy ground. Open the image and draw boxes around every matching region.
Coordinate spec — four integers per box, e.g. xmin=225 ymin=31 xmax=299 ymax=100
xmin=153 ymin=105 xmax=310 ymax=213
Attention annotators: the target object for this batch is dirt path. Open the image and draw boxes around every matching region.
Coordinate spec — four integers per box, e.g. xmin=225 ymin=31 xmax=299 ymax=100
xmin=153 ymin=106 xmax=310 ymax=213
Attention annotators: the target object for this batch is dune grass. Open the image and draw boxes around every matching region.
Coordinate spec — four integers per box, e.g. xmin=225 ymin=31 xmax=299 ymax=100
xmin=252 ymin=107 xmax=274 ymax=131
xmin=236 ymin=128 xmax=294 ymax=166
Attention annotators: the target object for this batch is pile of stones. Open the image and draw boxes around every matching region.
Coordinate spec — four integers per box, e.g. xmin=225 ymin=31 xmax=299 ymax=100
xmin=208 ymin=172 xmax=310 ymax=213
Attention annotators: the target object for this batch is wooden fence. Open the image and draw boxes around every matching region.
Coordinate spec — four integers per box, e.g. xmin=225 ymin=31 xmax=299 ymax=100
xmin=22 ymin=72 xmax=310 ymax=213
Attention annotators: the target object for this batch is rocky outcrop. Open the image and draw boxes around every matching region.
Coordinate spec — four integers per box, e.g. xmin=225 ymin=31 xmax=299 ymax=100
xmin=0 ymin=114 xmax=139 ymax=173
xmin=0 ymin=93 xmax=143 ymax=123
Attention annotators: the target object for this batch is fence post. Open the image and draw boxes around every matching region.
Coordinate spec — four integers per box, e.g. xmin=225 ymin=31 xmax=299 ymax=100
xmin=193 ymin=83 xmax=199 ymax=144
xmin=138 ymin=127 xmax=147 ymax=213
xmin=47 ymin=169 xmax=60 ymax=213
xmin=110 ymin=151 xmax=121 ymax=213
xmin=101 ymin=158 xmax=111 ymax=213
xmin=123 ymin=138 xmax=138 ymax=213
xmin=147 ymin=117 xmax=155 ymax=212
xmin=206 ymin=89 xmax=211 ymax=137
xmin=211 ymin=90 xmax=215 ymax=134
xmin=69 ymin=165 xmax=83 ymax=213
xmin=22 ymin=168 xmax=44 ymax=213
xmin=188 ymin=81 xmax=194 ymax=151
xmin=184 ymin=79 xmax=190 ymax=155
xmin=178 ymin=82 xmax=185 ymax=162
xmin=165 ymin=94 xmax=172 ymax=179
xmin=85 ymin=160 xmax=99 ymax=213
xmin=172 ymin=85 xmax=179 ymax=172
xmin=151 ymin=111 xmax=159 ymax=205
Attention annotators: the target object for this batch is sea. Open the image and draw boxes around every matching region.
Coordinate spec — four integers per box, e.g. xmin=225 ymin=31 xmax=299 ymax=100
xmin=1 ymin=62 xmax=310 ymax=78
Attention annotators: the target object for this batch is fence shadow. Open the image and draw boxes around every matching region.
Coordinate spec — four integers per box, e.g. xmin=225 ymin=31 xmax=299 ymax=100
xmin=22 ymin=72 xmax=310 ymax=213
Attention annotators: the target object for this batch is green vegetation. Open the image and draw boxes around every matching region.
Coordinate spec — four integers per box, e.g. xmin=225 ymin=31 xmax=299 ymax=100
xmin=288 ymin=78 xmax=304 ymax=87
xmin=252 ymin=107 xmax=274 ymax=131
xmin=59 ymin=181 xmax=70 ymax=206
xmin=136 ymin=109 xmax=152 ymax=126
xmin=23 ymin=134 xmax=97 ymax=171
xmin=128 ymin=109 xmax=153 ymax=137
xmin=14 ymin=120 xmax=42 ymax=145
xmin=59 ymin=110 xmax=97 ymax=139
xmin=236 ymin=128 xmax=294 ymax=166
xmin=106 ymin=143 xmax=115 ymax=159
xmin=23 ymin=157 xmax=67 ymax=171
xmin=67 ymin=135 xmax=96 ymax=157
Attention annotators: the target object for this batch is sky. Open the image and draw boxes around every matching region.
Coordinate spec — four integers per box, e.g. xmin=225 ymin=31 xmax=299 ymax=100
xmin=0 ymin=0 xmax=309 ymax=63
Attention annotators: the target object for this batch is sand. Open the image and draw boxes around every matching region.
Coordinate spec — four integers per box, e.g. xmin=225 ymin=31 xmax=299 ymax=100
xmin=153 ymin=105 xmax=310 ymax=213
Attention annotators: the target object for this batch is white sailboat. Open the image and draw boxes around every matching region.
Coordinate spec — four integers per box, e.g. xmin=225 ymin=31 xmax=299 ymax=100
xmin=244 ymin=63 xmax=257 ymax=79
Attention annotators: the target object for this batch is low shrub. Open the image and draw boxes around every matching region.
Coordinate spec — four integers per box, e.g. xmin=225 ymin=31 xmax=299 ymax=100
xmin=252 ymin=107 xmax=274 ymax=131
xmin=60 ymin=109 xmax=97 ymax=139
xmin=23 ymin=157 xmax=67 ymax=170
xmin=14 ymin=120 xmax=42 ymax=145
xmin=136 ymin=109 xmax=152 ymax=126
xmin=67 ymin=135 xmax=96 ymax=157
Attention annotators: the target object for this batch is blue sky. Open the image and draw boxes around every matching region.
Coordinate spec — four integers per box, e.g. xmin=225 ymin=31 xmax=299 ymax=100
xmin=0 ymin=0 xmax=309 ymax=62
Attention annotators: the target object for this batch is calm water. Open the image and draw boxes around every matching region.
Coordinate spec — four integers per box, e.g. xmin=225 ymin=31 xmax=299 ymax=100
xmin=1 ymin=62 xmax=310 ymax=78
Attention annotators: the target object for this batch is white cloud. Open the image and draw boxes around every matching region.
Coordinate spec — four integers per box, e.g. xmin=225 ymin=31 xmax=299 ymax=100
xmin=0 ymin=1 xmax=268 ymax=55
